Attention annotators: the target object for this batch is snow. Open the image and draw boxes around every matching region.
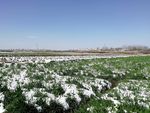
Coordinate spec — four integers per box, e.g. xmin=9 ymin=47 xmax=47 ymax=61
xmin=45 ymin=93 xmax=55 ymax=105
xmin=0 ymin=93 xmax=5 ymax=113
xmin=87 ymin=106 xmax=94 ymax=112
xmin=101 ymin=94 xmax=120 ymax=105
xmin=34 ymin=104 xmax=42 ymax=112
xmin=61 ymin=84 xmax=81 ymax=103
xmin=0 ymin=55 xmax=132 ymax=63
xmin=23 ymin=89 xmax=37 ymax=104
xmin=6 ymin=70 xmax=30 ymax=91
xmin=82 ymin=83 xmax=95 ymax=97
xmin=1 ymin=55 xmax=148 ymax=112
xmin=82 ymin=89 xmax=95 ymax=97
xmin=56 ymin=96 xmax=69 ymax=110
xmin=0 ymin=103 xmax=5 ymax=113
xmin=101 ymin=80 xmax=150 ymax=112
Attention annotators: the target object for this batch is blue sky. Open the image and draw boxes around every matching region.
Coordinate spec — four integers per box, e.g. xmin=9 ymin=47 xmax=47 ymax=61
xmin=0 ymin=0 xmax=150 ymax=49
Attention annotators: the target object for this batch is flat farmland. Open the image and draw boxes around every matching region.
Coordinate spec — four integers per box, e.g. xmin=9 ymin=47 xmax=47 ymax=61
xmin=0 ymin=55 xmax=150 ymax=113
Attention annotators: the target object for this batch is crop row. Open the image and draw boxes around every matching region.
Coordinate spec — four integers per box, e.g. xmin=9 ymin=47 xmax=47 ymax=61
xmin=0 ymin=56 xmax=150 ymax=113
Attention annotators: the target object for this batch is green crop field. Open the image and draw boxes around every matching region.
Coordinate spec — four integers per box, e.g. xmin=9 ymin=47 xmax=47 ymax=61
xmin=0 ymin=56 xmax=150 ymax=113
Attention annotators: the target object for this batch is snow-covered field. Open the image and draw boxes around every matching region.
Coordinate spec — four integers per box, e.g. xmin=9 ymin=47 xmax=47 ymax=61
xmin=0 ymin=55 xmax=132 ymax=63
xmin=0 ymin=55 xmax=150 ymax=113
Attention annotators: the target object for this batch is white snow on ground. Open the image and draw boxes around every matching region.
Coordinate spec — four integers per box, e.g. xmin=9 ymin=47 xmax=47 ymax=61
xmin=20 ymin=72 xmax=112 ymax=110
xmin=0 ymin=93 xmax=5 ymax=113
xmin=102 ymin=94 xmax=121 ymax=105
xmin=23 ymin=89 xmax=37 ymax=104
xmin=61 ymin=84 xmax=81 ymax=103
xmin=81 ymin=83 xmax=95 ymax=97
xmin=101 ymin=80 xmax=150 ymax=112
xmin=0 ymin=103 xmax=5 ymax=113
xmin=80 ymin=78 xmax=112 ymax=98
xmin=1 ymin=55 xmax=149 ymax=112
xmin=56 ymin=96 xmax=69 ymax=109
xmin=87 ymin=106 xmax=94 ymax=112
xmin=6 ymin=70 xmax=30 ymax=91
xmin=0 ymin=55 xmax=132 ymax=63
xmin=45 ymin=93 xmax=55 ymax=105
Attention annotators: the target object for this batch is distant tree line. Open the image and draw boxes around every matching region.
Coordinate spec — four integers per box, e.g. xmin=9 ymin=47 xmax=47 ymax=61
xmin=0 ymin=45 xmax=150 ymax=54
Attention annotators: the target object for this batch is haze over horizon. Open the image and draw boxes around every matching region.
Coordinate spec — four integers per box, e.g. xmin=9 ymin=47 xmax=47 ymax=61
xmin=0 ymin=0 xmax=150 ymax=50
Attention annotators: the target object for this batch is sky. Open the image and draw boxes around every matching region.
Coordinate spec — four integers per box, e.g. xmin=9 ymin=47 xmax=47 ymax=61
xmin=0 ymin=0 xmax=150 ymax=50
